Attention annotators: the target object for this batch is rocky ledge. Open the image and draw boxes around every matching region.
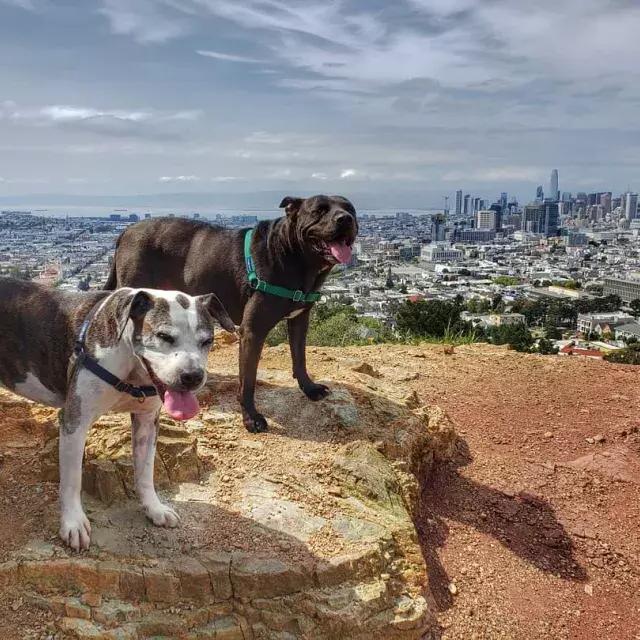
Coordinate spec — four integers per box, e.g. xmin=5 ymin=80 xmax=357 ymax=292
xmin=0 ymin=343 xmax=457 ymax=639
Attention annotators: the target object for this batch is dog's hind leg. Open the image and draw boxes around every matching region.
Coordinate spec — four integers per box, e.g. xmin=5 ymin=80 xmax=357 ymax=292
xmin=131 ymin=410 xmax=179 ymax=528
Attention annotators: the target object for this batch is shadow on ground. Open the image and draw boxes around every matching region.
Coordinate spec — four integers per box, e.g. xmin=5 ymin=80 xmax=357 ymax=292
xmin=415 ymin=439 xmax=587 ymax=613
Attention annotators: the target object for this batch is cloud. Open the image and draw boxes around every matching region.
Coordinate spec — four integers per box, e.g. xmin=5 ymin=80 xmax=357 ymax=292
xmin=311 ymin=172 xmax=327 ymax=180
xmin=196 ymin=49 xmax=262 ymax=64
xmin=340 ymin=169 xmax=357 ymax=179
xmin=159 ymin=175 xmax=200 ymax=183
xmin=210 ymin=176 xmax=242 ymax=182
xmin=442 ymin=167 xmax=544 ymax=183
xmin=2 ymin=101 xmax=201 ymax=139
xmin=0 ymin=0 xmax=37 ymax=10
xmin=98 ymin=0 xmax=191 ymax=43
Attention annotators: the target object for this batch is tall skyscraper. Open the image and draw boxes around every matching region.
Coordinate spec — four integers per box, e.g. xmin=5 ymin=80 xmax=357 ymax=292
xmin=463 ymin=194 xmax=471 ymax=216
xmin=455 ymin=190 xmax=463 ymax=215
xmin=549 ymin=169 xmax=559 ymax=201
xmin=544 ymin=202 xmax=559 ymax=237
xmin=625 ymin=193 xmax=639 ymax=221
xmin=431 ymin=214 xmax=447 ymax=242
xmin=536 ymin=185 xmax=544 ymax=202
xmin=490 ymin=203 xmax=503 ymax=231
xmin=500 ymin=192 xmax=508 ymax=212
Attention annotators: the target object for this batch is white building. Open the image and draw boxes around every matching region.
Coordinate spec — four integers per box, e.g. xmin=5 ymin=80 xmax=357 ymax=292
xmin=421 ymin=244 xmax=463 ymax=263
xmin=475 ymin=210 xmax=497 ymax=231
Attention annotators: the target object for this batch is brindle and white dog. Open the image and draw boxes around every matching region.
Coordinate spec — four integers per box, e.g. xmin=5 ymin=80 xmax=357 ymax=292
xmin=0 ymin=277 xmax=234 ymax=550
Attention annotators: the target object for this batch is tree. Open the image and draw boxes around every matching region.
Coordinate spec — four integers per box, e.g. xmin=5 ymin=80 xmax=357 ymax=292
xmin=394 ymin=299 xmax=465 ymax=338
xmin=605 ymin=344 xmax=640 ymax=365
xmin=398 ymin=284 xmax=408 ymax=294
xmin=488 ymin=324 xmax=533 ymax=352
xmin=630 ymin=299 xmax=640 ymax=316
xmin=544 ymin=324 xmax=562 ymax=340
xmin=491 ymin=294 xmax=505 ymax=313
xmin=537 ymin=338 xmax=559 ymax=355
xmin=385 ymin=267 xmax=394 ymax=289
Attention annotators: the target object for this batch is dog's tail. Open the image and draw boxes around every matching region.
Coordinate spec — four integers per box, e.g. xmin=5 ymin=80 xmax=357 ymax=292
xmin=104 ymin=260 xmax=118 ymax=290
xmin=104 ymin=233 xmax=123 ymax=290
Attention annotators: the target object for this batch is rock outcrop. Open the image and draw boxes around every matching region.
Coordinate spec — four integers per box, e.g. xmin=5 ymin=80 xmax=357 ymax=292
xmin=0 ymin=344 xmax=458 ymax=639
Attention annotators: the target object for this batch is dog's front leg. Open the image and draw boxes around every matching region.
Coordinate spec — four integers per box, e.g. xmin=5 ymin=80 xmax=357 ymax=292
xmin=58 ymin=392 xmax=98 ymax=551
xmin=288 ymin=308 xmax=329 ymax=401
xmin=131 ymin=410 xmax=179 ymax=528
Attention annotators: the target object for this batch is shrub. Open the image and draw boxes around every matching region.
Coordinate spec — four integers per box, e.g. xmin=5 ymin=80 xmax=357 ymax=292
xmin=605 ymin=344 xmax=640 ymax=365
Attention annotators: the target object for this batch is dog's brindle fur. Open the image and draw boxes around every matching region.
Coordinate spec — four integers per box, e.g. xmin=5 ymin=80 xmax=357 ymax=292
xmin=0 ymin=278 xmax=234 ymax=550
xmin=106 ymin=194 xmax=358 ymax=433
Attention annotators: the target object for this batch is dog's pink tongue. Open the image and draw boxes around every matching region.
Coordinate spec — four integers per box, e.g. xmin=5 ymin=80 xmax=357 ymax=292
xmin=328 ymin=241 xmax=352 ymax=264
xmin=163 ymin=389 xmax=200 ymax=421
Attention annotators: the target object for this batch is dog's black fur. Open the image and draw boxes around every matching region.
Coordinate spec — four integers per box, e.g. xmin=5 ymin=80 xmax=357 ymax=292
xmin=105 ymin=194 xmax=358 ymax=432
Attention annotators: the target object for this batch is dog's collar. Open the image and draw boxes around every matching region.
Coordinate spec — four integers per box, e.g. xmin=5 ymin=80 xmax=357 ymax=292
xmin=73 ymin=305 xmax=158 ymax=401
xmin=244 ymin=228 xmax=322 ymax=303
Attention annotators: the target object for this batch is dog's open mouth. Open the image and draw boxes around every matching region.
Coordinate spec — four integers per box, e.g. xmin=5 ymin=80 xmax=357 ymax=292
xmin=322 ymin=239 xmax=353 ymax=264
xmin=143 ymin=360 xmax=200 ymax=421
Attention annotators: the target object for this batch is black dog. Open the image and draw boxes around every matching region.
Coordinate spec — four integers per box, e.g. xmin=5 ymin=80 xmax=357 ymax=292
xmin=105 ymin=195 xmax=358 ymax=432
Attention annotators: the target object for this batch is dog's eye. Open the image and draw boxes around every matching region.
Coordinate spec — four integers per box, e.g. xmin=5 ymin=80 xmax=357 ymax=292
xmin=156 ymin=332 xmax=175 ymax=345
xmin=201 ymin=337 xmax=213 ymax=348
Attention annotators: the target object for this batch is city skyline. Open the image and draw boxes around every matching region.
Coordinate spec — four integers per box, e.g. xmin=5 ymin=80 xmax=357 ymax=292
xmin=1 ymin=0 xmax=640 ymax=207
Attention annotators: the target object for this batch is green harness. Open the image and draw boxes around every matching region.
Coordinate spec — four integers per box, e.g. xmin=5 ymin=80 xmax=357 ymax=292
xmin=244 ymin=228 xmax=322 ymax=303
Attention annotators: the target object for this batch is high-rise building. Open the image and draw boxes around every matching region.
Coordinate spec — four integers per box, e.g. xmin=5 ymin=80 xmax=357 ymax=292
xmin=549 ymin=169 xmax=559 ymax=201
xmin=543 ymin=202 xmax=559 ymax=237
xmin=431 ymin=214 xmax=447 ymax=242
xmin=455 ymin=190 xmax=463 ymax=216
xmin=523 ymin=204 xmax=542 ymax=233
xmin=490 ymin=203 xmax=503 ymax=231
xmin=625 ymin=193 xmax=639 ymax=221
xmin=463 ymin=194 xmax=471 ymax=216
xmin=600 ymin=192 xmax=612 ymax=214
xmin=473 ymin=197 xmax=481 ymax=213
xmin=536 ymin=186 xmax=544 ymax=202
xmin=475 ymin=209 xmax=497 ymax=231
xmin=499 ymin=192 xmax=508 ymax=212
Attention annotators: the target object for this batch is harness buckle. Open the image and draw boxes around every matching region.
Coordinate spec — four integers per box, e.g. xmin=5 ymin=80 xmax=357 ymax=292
xmin=252 ymin=279 xmax=267 ymax=292
xmin=114 ymin=380 xmax=132 ymax=394
xmin=292 ymin=290 xmax=304 ymax=302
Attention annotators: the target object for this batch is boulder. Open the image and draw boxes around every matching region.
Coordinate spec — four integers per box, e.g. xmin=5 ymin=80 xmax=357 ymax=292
xmin=1 ymin=345 xmax=459 ymax=639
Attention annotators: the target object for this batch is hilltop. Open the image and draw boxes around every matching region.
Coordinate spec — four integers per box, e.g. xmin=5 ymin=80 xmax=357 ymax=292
xmin=0 ymin=342 xmax=639 ymax=639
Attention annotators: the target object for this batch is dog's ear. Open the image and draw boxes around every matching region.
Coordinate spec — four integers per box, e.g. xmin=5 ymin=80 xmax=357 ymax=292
xmin=116 ymin=290 xmax=154 ymax=342
xmin=279 ymin=196 xmax=304 ymax=217
xmin=197 ymin=293 xmax=236 ymax=333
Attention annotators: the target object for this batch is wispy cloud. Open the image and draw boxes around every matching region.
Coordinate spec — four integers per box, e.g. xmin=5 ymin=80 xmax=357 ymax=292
xmin=0 ymin=0 xmax=37 ymax=10
xmin=159 ymin=175 xmax=200 ymax=183
xmin=196 ymin=49 xmax=262 ymax=64
xmin=1 ymin=101 xmax=201 ymax=139
xmin=98 ymin=0 xmax=191 ymax=43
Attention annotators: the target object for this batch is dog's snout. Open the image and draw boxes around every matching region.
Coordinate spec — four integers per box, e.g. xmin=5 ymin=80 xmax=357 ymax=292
xmin=335 ymin=211 xmax=351 ymax=224
xmin=180 ymin=369 xmax=205 ymax=390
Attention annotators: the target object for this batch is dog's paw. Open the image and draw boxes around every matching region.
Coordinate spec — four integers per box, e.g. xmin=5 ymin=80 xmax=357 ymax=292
xmin=244 ymin=413 xmax=269 ymax=433
xmin=59 ymin=511 xmax=92 ymax=551
xmin=145 ymin=502 xmax=180 ymax=528
xmin=302 ymin=383 xmax=330 ymax=401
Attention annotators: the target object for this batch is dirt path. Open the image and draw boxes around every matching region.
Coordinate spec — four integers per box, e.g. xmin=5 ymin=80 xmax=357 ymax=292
xmin=412 ymin=345 xmax=640 ymax=640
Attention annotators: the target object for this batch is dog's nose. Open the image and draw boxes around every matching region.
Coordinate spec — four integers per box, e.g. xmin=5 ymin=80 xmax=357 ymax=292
xmin=180 ymin=370 xmax=205 ymax=389
xmin=335 ymin=211 xmax=351 ymax=225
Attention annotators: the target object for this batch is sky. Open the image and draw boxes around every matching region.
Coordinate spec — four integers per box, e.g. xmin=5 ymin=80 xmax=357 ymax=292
xmin=1 ymin=0 xmax=640 ymax=211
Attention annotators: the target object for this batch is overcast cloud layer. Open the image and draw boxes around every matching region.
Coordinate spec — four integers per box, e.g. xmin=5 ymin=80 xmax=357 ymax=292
xmin=1 ymin=0 xmax=639 ymax=210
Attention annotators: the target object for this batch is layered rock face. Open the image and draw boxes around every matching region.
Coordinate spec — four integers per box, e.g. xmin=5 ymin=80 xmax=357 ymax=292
xmin=0 ymin=343 xmax=457 ymax=639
